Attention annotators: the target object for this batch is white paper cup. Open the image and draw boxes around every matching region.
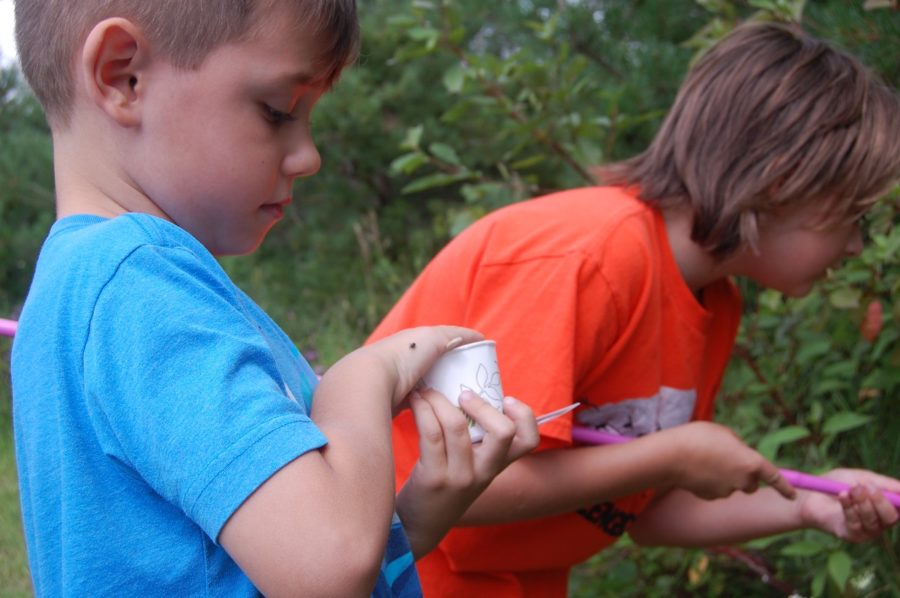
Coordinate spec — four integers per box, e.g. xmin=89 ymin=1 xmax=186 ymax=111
xmin=421 ymin=340 xmax=505 ymax=442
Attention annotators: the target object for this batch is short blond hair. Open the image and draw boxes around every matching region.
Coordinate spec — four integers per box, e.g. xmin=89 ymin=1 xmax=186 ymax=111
xmin=601 ymin=22 xmax=900 ymax=258
xmin=15 ymin=0 xmax=359 ymax=128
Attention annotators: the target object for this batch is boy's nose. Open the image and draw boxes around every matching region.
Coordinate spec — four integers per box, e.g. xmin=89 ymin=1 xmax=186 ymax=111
xmin=283 ymin=134 xmax=321 ymax=179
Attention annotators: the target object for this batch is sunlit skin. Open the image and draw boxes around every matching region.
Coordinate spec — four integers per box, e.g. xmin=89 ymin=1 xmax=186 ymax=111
xmin=729 ymin=208 xmax=864 ymax=297
xmin=57 ymin=7 xmax=326 ymax=256
xmin=665 ymin=203 xmax=865 ymax=298
xmin=129 ymin=23 xmax=326 ymax=255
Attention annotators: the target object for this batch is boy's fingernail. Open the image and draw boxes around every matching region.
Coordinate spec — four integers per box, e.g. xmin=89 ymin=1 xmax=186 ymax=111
xmin=503 ymin=397 xmax=518 ymax=408
xmin=445 ymin=336 xmax=464 ymax=350
xmin=458 ymin=390 xmax=477 ymax=403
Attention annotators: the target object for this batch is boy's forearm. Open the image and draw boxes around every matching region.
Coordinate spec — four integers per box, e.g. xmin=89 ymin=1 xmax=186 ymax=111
xmin=458 ymin=433 xmax=687 ymax=524
xmin=219 ymin=348 xmax=399 ymax=597
xmin=311 ymin=347 xmax=397 ymax=512
xmin=628 ymin=488 xmax=802 ymax=547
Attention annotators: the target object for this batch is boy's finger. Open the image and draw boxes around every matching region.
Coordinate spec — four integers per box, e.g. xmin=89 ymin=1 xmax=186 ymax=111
xmin=409 ymin=391 xmax=447 ymax=471
xmin=842 ymin=498 xmax=864 ymax=537
xmin=871 ymin=487 xmax=900 ymax=524
xmin=500 ymin=397 xmax=539 ymax=459
xmin=851 ymin=486 xmax=881 ymax=533
xmin=761 ymin=466 xmax=796 ymax=499
xmin=420 ymin=389 xmax=475 ymax=475
xmin=459 ymin=392 xmax=515 ymax=441
xmin=458 ymin=392 xmax=515 ymax=469
xmin=862 ymin=472 xmax=900 ymax=494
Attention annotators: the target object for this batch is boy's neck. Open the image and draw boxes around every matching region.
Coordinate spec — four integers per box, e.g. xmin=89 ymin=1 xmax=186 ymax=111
xmin=662 ymin=206 xmax=730 ymax=295
xmin=51 ymin=112 xmax=167 ymax=222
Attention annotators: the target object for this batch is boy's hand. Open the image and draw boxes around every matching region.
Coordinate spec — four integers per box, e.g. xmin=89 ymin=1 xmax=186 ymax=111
xmin=800 ymin=469 xmax=900 ymax=542
xmin=363 ymin=326 xmax=484 ymax=411
xmin=663 ymin=421 xmax=796 ymax=500
xmin=396 ymin=389 xmax=539 ymax=559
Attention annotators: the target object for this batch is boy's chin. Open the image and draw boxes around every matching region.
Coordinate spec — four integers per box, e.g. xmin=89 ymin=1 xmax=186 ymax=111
xmin=777 ymin=282 xmax=816 ymax=299
xmin=208 ymin=237 xmax=266 ymax=257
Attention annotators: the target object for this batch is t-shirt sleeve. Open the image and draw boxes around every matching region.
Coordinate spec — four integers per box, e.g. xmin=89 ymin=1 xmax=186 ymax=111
xmin=463 ymin=250 xmax=621 ymax=443
xmin=82 ymin=245 xmax=327 ymax=540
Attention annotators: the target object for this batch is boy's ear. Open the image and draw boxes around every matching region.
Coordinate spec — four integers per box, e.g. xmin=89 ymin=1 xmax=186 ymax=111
xmin=79 ymin=18 xmax=150 ymax=127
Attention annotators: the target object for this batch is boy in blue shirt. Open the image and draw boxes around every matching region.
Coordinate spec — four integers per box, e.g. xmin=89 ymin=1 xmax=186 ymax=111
xmin=10 ymin=1 xmax=539 ymax=595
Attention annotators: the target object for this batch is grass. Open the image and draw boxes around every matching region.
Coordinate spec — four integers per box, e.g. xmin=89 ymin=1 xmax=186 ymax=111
xmin=0 ymin=339 xmax=32 ymax=596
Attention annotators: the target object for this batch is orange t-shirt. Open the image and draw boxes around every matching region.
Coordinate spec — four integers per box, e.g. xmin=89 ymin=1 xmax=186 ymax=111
xmin=368 ymin=187 xmax=742 ymax=597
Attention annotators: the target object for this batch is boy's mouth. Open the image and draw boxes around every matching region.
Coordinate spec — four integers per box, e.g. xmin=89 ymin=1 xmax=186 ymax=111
xmin=261 ymin=198 xmax=292 ymax=220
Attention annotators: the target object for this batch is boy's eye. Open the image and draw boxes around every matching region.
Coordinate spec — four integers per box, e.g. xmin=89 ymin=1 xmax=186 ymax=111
xmin=263 ymin=104 xmax=297 ymax=125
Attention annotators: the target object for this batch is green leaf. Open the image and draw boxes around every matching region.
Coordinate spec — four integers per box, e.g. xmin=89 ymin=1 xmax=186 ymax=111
xmin=781 ymin=540 xmax=825 ymax=557
xmin=822 ymin=412 xmax=873 ymax=436
xmin=401 ymin=125 xmax=424 ymax=151
xmin=821 ymin=361 xmax=857 ymax=380
xmin=401 ymin=172 xmax=474 ymax=194
xmin=757 ymin=426 xmax=810 ymax=461
xmin=389 ymin=152 xmax=429 ymax=175
xmin=443 ymin=66 xmax=466 ymax=94
xmin=794 ymin=338 xmax=832 ymax=364
xmin=406 ymin=26 xmax=438 ymax=41
xmin=811 ymin=570 xmax=826 ymax=597
xmin=428 ymin=142 xmax=462 ymax=166
xmin=828 ymin=287 xmax=861 ymax=309
xmin=811 ymin=378 xmax=851 ymax=396
xmin=749 ymin=0 xmax=779 ymax=10
xmin=448 ymin=207 xmax=481 ymax=237
xmin=758 ymin=289 xmax=784 ymax=311
xmin=510 ymin=155 xmax=545 ymax=170
xmin=827 ymin=550 xmax=852 ymax=590
xmin=386 ymin=14 xmax=417 ymax=27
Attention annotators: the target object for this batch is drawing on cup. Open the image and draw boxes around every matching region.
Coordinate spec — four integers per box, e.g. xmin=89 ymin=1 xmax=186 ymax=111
xmin=461 ymin=363 xmax=504 ymax=406
xmin=422 ymin=339 xmax=504 ymax=442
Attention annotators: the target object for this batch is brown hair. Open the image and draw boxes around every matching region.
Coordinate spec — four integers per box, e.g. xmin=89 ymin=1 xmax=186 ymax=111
xmin=600 ymin=21 xmax=900 ymax=259
xmin=15 ymin=0 xmax=359 ymax=128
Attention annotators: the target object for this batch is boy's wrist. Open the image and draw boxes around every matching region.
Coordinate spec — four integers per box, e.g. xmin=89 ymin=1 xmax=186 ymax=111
xmin=642 ymin=426 xmax=689 ymax=489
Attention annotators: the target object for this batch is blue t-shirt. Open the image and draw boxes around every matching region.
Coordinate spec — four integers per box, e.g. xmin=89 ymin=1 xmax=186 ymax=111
xmin=11 ymin=214 xmax=421 ymax=596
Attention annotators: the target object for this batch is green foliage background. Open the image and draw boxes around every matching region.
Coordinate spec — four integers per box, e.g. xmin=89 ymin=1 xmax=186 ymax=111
xmin=1 ymin=0 xmax=898 ymax=596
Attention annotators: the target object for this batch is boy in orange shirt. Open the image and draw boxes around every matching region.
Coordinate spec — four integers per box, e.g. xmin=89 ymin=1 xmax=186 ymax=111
xmin=368 ymin=22 xmax=900 ymax=597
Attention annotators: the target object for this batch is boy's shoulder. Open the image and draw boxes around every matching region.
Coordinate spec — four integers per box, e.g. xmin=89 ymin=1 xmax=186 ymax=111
xmin=31 ymin=212 xmax=223 ymax=293
xmin=21 ymin=213 xmax=229 ymax=339
xmin=45 ymin=213 xmax=207 ymax=260
xmin=468 ymin=186 xmax=659 ymax=264
xmin=499 ymin=185 xmax=644 ymax=218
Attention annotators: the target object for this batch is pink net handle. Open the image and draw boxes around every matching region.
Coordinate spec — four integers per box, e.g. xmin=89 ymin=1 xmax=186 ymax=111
xmin=0 ymin=318 xmax=17 ymax=337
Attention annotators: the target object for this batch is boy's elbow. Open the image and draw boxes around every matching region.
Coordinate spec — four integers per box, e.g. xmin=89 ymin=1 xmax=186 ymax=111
xmin=626 ymin=518 xmax=658 ymax=547
xmin=322 ymin=533 xmax=385 ymax=597
xmin=301 ymin=526 xmax=386 ymax=597
xmin=252 ymin=525 xmax=385 ymax=597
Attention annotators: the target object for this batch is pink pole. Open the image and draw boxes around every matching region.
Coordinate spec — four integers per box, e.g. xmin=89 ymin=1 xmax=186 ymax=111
xmin=571 ymin=425 xmax=900 ymax=509
xmin=0 ymin=318 xmax=17 ymax=337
